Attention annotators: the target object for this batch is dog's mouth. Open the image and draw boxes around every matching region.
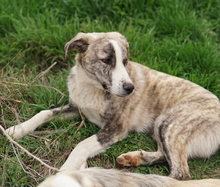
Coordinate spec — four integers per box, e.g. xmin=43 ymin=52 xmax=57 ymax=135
xmin=102 ymin=82 xmax=134 ymax=97
xmin=115 ymin=90 xmax=134 ymax=97
xmin=102 ymin=83 xmax=111 ymax=94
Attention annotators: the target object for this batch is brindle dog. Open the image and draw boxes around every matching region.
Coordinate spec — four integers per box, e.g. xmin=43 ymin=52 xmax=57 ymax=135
xmin=6 ymin=32 xmax=220 ymax=180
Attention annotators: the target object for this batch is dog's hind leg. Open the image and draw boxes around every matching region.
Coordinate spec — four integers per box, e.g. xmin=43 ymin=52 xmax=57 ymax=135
xmin=152 ymin=111 xmax=191 ymax=180
xmin=117 ymin=141 xmax=190 ymax=180
xmin=6 ymin=104 xmax=79 ymax=139
xmin=156 ymin=135 xmax=190 ymax=180
xmin=117 ymin=108 xmax=192 ymax=180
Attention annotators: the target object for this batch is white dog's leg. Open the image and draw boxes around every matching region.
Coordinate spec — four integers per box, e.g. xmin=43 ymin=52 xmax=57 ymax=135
xmin=59 ymin=135 xmax=105 ymax=171
xmin=6 ymin=104 xmax=78 ymax=139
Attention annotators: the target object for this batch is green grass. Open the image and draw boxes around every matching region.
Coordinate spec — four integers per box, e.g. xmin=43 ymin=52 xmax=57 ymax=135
xmin=1 ymin=0 xmax=220 ymax=186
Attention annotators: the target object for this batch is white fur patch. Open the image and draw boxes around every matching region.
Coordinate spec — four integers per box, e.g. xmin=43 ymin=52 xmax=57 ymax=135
xmin=109 ymin=39 xmax=133 ymax=97
xmin=51 ymin=174 xmax=81 ymax=187
xmin=187 ymin=129 xmax=220 ymax=158
xmin=68 ymin=65 xmax=105 ymax=127
xmin=59 ymin=135 xmax=105 ymax=171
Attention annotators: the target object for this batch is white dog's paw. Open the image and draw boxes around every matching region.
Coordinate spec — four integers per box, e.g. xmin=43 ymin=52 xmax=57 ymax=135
xmin=117 ymin=150 xmax=142 ymax=166
xmin=6 ymin=125 xmax=27 ymax=139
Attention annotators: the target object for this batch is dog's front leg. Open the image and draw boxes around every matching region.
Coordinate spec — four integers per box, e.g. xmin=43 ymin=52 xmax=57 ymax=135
xmin=59 ymin=134 xmax=104 ymax=171
xmin=59 ymin=125 xmax=128 ymax=171
xmin=6 ymin=104 xmax=79 ymax=139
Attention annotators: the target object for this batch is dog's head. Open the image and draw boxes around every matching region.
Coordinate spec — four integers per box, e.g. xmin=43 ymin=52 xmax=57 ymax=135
xmin=65 ymin=32 xmax=134 ymax=97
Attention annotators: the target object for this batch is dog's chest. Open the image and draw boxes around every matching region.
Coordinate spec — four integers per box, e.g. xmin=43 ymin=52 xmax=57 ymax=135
xmin=67 ymin=70 xmax=106 ymax=127
xmin=70 ymin=86 xmax=105 ymax=127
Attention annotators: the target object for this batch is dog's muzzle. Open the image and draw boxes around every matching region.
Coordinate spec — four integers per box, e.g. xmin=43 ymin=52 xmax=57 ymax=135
xmin=123 ymin=82 xmax=134 ymax=95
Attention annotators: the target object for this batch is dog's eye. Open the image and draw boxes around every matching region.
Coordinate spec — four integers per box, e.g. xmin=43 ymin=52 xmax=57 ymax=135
xmin=101 ymin=58 xmax=112 ymax=65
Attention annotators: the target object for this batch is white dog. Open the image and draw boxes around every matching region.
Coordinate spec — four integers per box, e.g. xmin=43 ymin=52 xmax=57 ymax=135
xmin=38 ymin=168 xmax=220 ymax=187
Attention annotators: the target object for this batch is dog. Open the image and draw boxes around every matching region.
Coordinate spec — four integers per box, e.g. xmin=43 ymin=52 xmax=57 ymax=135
xmin=6 ymin=32 xmax=220 ymax=180
xmin=38 ymin=167 xmax=220 ymax=187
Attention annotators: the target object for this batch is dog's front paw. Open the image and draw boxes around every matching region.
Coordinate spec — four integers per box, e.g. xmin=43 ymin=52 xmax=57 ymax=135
xmin=6 ymin=125 xmax=26 ymax=139
xmin=117 ymin=151 xmax=142 ymax=166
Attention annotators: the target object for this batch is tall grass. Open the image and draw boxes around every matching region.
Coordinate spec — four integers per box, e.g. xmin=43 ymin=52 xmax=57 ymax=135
xmin=1 ymin=0 xmax=220 ymax=186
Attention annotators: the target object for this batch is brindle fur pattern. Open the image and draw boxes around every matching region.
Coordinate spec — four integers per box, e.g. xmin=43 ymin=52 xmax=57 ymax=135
xmin=38 ymin=167 xmax=220 ymax=187
xmin=6 ymin=32 xmax=220 ymax=180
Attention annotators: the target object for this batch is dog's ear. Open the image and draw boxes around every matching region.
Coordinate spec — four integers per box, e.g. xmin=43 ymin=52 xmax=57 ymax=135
xmin=64 ymin=32 xmax=130 ymax=59
xmin=64 ymin=33 xmax=89 ymax=59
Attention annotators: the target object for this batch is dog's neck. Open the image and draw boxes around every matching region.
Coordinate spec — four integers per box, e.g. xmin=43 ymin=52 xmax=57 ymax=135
xmin=74 ymin=64 xmax=104 ymax=91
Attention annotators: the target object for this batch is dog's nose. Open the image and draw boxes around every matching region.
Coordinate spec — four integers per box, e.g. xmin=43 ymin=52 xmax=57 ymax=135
xmin=123 ymin=83 xmax=134 ymax=94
